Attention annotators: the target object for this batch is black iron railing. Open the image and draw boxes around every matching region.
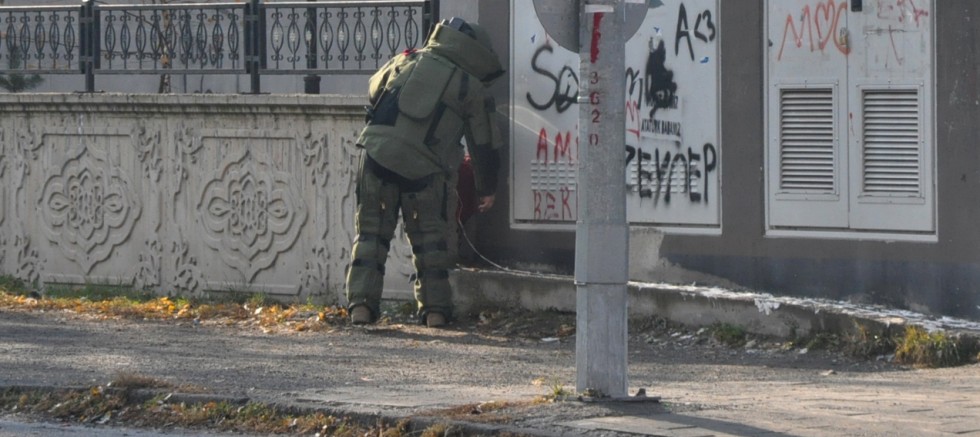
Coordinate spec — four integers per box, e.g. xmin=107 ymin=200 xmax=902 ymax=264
xmin=0 ymin=0 xmax=437 ymax=93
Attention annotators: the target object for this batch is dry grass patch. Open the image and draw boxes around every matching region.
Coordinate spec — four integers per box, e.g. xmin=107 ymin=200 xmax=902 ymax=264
xmin=0 ymin=281 xmax=349 ymax=334
xmin=0 ymin=386 xmax=510 ymax=437
xmin=895 ymin=326 xmax=979 ymax=368
xmin=0 ymin=386 xmax=370 ymax=436
xmin=419 ymin=398 xmax=550 ymax=425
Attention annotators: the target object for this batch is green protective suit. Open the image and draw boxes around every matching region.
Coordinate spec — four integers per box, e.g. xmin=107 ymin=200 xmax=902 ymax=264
xmin=346 ymin=20 xmax=505 ymax=323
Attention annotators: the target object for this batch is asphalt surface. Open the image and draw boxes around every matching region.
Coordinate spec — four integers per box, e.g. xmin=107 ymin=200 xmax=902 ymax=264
xmin=1 ymin=303 xmax=979 ymax=436
xmin=0 ymin=418 xmax=250 ymax=437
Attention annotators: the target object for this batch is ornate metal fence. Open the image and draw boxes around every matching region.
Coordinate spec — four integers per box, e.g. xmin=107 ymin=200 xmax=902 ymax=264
xmin=0 ymin=0 xmax=436 ymax=93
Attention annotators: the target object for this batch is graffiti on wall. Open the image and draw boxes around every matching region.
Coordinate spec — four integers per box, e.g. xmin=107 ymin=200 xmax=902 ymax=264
xmin=776 ymin=0 xmax=930 ymax=66
xmin=513 ymin=0 xmax=720 ymax=226
xmin=625 ymin=27 xmax=717 ymax=208
xmin=623 ymin=1 xmax=719 ymax=223
xmin=675 ymin=3 xmax=717 ymax=62
xmin=527 ymin=42 xmax=580 ymax=114
xmin=532 ymin=126 xmax=577 ymax=221
xmin=876 ymin=0 xmax=929 ymax=26
xmin=520 ymin=23 xmax=581 ymax=222
xmin=776 ymin=0 xmax=851 ymax=61
xmin=868 ymin=0 xmax=930 ymax=67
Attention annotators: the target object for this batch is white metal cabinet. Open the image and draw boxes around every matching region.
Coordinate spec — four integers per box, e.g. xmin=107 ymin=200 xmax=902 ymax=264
xmin=766 ymin=0 xmax=934 ymax=235
xmin=510 ymin=0 xmax=721 ymax=232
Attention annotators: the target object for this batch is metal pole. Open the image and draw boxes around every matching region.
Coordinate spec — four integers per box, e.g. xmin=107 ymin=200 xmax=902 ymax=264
xmin=80 ymin=0 xmax=95 ymax=92
xmin=303 ymin=0 xmax=320 ymax=94
xmin=575 ymin=0 xmax=628 ymax=398
xmin=426 ymin=0 xmax=439 ymax=36
xmin=246 ymin=0 xmax=261 ymax=94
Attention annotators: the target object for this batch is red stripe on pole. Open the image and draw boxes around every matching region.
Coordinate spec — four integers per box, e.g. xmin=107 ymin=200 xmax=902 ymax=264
xmin=590 ymin=12 xmax=603 ymax=63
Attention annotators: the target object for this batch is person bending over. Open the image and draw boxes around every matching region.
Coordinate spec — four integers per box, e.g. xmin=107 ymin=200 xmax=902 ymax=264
xmin=345 ymin=17 xmax=504 ymax=328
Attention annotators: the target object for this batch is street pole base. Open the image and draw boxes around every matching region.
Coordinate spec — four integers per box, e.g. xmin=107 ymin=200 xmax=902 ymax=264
xmin=571 ymin=388 xmax=662 ymax=404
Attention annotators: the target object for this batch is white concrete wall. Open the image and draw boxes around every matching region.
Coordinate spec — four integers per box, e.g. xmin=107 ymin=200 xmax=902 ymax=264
xmin=0 ymin=93 xmax=416 ymax=304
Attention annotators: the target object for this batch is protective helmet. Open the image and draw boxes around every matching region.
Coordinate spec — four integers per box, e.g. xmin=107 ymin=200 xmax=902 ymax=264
xmin=439 ymin=17 xmax=496 ymax=54
xmin=467 ymin=23 xmax=496 ymax=56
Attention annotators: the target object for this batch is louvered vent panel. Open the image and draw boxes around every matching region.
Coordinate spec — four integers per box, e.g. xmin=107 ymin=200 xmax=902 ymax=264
xmin=779 ymin=88 xmax=835 ymax=192
xmin=862 ymin=90 xmax=920 ymax=195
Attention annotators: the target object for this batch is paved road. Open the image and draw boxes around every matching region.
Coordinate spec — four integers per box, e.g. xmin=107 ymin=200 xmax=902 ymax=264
xmin=0 ymin=418 xmax=255 ymax=437
xmin=1 ymin=307 xmax=978 ymax=436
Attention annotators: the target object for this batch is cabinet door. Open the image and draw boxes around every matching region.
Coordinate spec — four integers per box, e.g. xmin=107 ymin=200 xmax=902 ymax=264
xmin=767 ymin=0 xmax=850 ymax=229
xmin=847 ymin=0 xmax=934 ymax=232
xmin=766 ymin=0 xmax=934 ymax=234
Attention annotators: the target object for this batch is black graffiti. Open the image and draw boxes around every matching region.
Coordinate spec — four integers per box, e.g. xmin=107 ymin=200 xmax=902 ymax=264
xmin=675 ymin=4 xmax=717 ymax=61
xmin=695 ymin=11 xmax=717 ymax=42
xmin=626 ymin=67 xmax=642 ymax=97
xmin=526 ymin=43 xmax=579 ymax=114
xmin=644 ymin=39 xmax=677 ymax=118
xmin=626 ymin=143 xmax=717 ymax=203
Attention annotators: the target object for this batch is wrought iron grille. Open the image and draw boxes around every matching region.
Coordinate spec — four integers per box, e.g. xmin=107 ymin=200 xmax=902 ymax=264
xmin=0 ymin=6 xmax=81 ymax=74
xmin=0 ymin=0 xmax=436 ymax=93
xmin=262 ymin=2 xmax=426 ymax=73
xmin=97 ymin=3 xmax=247 ymax=74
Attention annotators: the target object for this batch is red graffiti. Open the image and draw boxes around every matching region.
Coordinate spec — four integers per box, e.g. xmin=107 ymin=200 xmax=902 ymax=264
xmin=533 ymin=187 xmax=574 ymax=221
xmin=554 ymin=130 xmax=573 ymax=163
xmin=873 ymin=0 xmax=931 ymax=67
xmin=877 ymin=0 xmax=929 ymax=27
xmin=536 ymin=128 xmax=548 ymax=161
xmin=536 ymin=127 xmax=577 ymax=164
xmin=590 ymin=12 xmax=603 ymax=64
xmin=777 ymin=0 xmax=850 ymax=61
xmin=626 ymin=99 xmax=641 ymax=140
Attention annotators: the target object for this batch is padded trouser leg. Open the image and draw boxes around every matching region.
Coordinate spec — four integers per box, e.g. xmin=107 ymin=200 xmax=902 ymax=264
xmin=401 ymin=176 xmax=453 ymax=320
xmin=345 ymin=160 xmax=401 ymax=319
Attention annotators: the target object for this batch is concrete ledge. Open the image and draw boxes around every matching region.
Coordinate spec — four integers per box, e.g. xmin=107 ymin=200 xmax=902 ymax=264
xmin=452 ymin=268 xmax=980 ymax=339
xmin=0 ymin=92 xmax=367 ymax=114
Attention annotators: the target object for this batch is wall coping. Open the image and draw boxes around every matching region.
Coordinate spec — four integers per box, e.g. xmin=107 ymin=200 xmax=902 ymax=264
xmin=0 ymin=93 xmax=368 ymax=116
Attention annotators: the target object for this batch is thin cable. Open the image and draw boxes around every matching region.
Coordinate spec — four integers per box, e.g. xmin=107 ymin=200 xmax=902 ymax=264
xmin=454 ymin=187 xmax=546 ymax=277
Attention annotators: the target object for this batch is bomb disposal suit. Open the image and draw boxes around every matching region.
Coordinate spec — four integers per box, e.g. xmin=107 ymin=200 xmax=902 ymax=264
xmin=346 ymin=19 xmax=504 ymax=324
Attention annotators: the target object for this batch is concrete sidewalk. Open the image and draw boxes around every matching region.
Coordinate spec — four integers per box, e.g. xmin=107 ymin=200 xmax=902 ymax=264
xmin=273 ymin=365 xmax=980 ymax=436
xmin=314 ymin=268 xmax=980 ymax=436
xmin=2 ymin=268 xmax=979 ymax=436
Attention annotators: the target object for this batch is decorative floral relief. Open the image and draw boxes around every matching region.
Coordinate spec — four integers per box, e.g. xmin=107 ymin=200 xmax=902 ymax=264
xmin=14 ymin=234 xmax=42 ymax=286
xmin=0 ymin=128 xmax=6 ymax=177
xmin=197 ymin=149 xmax=307 ymax=281
xmin=170 ymin=126 xmax=203 ymax=201
xmin=13 ymin=127 xmax=41 ymax=192
xmin=40 ymin=147 xmax=142 ymax=274
xmin=131 ymin=239 xmax=161 ymax=291
xmin=17 ymin=125 xmax=42 ymax=160
xmin=0 ymin=130 xmax=6 ymax=229
xmin=0 ymin=127 xmax=5 ymax=157
xmin=336 ymin=136 xmax=359 ymax=245
xmin=134 ymin=124 xmax=163 ymax=183
xmin=299 ymin=242 xmax=330 ymax=296
xmin=11 ymin=153 xmax=28 ymax=194
xmin=172 ymin=239 xmax=203 ymax=296
xmin=302 ymin=133 xmax=329 ymax=188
